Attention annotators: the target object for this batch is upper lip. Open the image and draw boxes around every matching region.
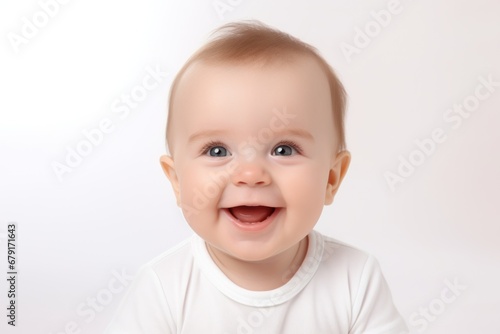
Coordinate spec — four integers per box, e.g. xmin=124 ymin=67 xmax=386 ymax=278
xmin=221 ymin=204 xmax=281 ymax=209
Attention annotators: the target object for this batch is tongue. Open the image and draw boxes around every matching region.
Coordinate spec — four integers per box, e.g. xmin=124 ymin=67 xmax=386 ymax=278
xmin=229 ymin=206 xmax=275 ymax=223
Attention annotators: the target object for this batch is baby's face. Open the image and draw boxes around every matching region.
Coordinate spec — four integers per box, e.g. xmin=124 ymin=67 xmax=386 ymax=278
xmin=161 ymin=55 xmax=350 ymax=262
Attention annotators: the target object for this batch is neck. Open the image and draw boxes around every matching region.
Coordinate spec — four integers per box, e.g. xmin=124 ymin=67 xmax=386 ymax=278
xmin=207 ymin=236 xmax=309 ymax=291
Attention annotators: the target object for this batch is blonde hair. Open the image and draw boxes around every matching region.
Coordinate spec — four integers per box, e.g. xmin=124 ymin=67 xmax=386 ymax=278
xmin=165 ymin=20 xmax=347 ymax=154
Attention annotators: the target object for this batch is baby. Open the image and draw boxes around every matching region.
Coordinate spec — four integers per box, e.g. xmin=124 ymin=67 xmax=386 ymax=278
xmin=105 ymin=21 xmax=408 ymax=334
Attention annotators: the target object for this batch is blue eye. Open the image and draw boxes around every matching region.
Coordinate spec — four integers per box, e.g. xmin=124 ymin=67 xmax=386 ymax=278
xmin=272 ymin=141 xmax=303 ymax=156
xmin=273 ymin=145 xmax=294 ymax=156
xmin=200 ymin=141 xmax=230 ymax=157
xmin=208 ymin=146 xmax=228 ymax=157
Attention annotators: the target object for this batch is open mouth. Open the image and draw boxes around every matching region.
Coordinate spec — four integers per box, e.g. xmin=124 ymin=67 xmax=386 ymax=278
xmin=227 ymin=205 xmax=276 ymax=224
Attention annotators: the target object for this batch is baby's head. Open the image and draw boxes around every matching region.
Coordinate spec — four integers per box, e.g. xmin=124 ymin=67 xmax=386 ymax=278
xmin=160 ymin=21 xmax=350 ymax=264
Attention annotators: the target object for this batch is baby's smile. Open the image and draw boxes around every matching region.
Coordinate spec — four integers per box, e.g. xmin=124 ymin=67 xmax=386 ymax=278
xmin=222 ymin=205 xmax=282 ymax=232
xmin=226 ymin=205 xmax=276 ymax=223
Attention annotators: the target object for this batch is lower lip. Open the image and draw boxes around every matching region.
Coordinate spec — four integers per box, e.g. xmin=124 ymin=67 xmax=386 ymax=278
xmin=222 ymin=207 xmax=281 ymax=232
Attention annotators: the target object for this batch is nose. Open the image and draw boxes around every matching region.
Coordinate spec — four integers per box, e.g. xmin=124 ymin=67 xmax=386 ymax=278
xmin=231 ymin=161 xmax=271 ymax=187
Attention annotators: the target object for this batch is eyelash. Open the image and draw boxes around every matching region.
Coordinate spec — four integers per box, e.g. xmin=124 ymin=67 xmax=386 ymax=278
xmin=274 ymin=140 xmax=303 ymax=155
xmin=199 ymin=140 xmax=303 ymax=155
xmin=200 ymin=140 xmax=227 ymax=155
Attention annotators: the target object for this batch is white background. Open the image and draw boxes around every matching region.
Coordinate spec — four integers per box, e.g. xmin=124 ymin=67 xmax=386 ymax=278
xmin=1 ymin=0 xmax=499 ymax=333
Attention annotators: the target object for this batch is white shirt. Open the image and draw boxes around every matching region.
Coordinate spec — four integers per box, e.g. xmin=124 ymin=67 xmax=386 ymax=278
xmin=105 ymin=230 xmax=408 ymax=333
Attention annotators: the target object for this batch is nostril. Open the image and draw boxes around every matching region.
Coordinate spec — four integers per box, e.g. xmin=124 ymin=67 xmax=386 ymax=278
xmin=236 ymin=180 xmax=268 ymax=187
xmin=230 ymin=162 xmax=271 ymax=186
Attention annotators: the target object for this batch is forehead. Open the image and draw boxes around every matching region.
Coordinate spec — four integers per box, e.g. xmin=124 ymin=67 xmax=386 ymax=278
xmin=168 ymin=56 xmax=336 ymax=152
xmin=177 ymin=55 xmax=329 ymax=110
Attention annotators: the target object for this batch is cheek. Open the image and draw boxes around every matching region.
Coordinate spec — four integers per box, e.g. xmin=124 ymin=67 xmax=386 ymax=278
xmin=178 ymin=164 xmax=222 ymax=210
xmin=178 ymin=165 xmax=212 ymax=231
xmin=178 ymin=166 xmax=197 ymax=203
xmin=279 ymin=164 xmax=329 ymax=209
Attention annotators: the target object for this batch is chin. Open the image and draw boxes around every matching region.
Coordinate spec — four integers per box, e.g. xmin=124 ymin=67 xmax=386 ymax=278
xmin=228 ymin=245 xmax=288 ymax=262
xmin=234 ymin=251 xmax=274 ymax=263
xmin=216 ymin=242 xmax=278 ymax=263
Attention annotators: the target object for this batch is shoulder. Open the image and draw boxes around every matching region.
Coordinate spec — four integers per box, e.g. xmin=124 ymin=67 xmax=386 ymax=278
xmin=142 ymin=236 xmax=194 ymax=270
xmin=311 ymin=231 xmax=408 ymax=333
xmin=104 ymin=237 xmax=197 ymax=334
xmin=135 ymin=236 xmax=196 ymax=290
xmin=314 ymin=230 xmax=374 ymax=269
xmin=311 ymin=230 xmax=388 ymax=298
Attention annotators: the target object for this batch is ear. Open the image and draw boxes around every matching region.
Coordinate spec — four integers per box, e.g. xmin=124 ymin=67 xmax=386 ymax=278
xmin=324 ymin=150 xmax=351 ymax=205
xmin=159 ymin=155 xmax=181 ymax=206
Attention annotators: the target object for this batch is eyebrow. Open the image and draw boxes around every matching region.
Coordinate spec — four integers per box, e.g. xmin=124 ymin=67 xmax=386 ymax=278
xmin=188 ymin=129 xmax=229 ymax=143
xmin=273 ymin=128 xmax=315 ymax=141
xmin=188 ymin=128 xmax=314 ymax=143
